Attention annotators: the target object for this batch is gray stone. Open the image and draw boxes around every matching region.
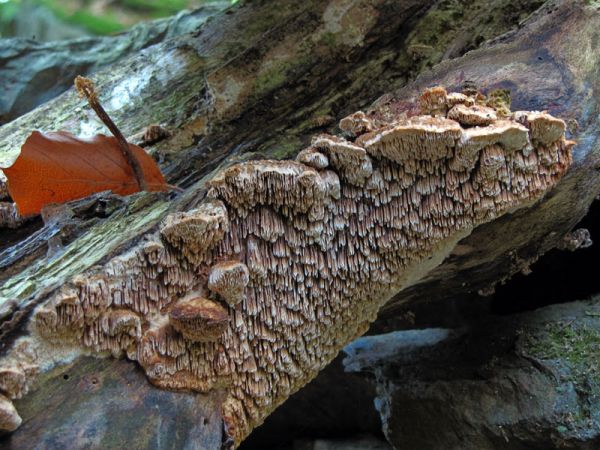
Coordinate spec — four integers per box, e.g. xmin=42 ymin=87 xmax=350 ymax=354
xmin=293 ymin=435 xmax=392 ymax=450
xmin=345 ymin=299 xmax=600 ymax=450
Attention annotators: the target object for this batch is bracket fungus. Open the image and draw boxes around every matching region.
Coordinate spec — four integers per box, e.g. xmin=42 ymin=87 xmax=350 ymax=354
xmin=208 ymin=261 xmax=250 ymax=306
xmin=0 ymin=394 xmax=21 ymax=432
xmin=338 ymin=111 xmax=374 ymax=137
xmin=296 ymin=147 xmax=330 ymax=170
xmin=312 ymin=135 xmax=373 ymax=186
xmin=419 ymin=86 xmax=449 ymax=116
xmin=446 ymin=92 xmax=475 ymax=108
xmin=447 ymin=104 xmax=497 ymax=126
xmin=0 ymin=86 xmax=573 ymax=446
xmin=356 ymin=116 xmax=462 ymax=162
xmin=160 ymin=200 xmax=229 ymax=265
xmin=0 ymin=367 xmax=28 ymax=400
xmin=169 ymin=296 xmax=230 ymax=342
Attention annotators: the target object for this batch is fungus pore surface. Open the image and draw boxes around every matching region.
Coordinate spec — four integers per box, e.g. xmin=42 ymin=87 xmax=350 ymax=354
xmin=0 ymin=87 xmax=573 ymax=444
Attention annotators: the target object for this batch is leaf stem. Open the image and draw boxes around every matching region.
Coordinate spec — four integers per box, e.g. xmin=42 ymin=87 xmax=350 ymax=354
xmin=75 ymin=76 xmax=148 ymax=191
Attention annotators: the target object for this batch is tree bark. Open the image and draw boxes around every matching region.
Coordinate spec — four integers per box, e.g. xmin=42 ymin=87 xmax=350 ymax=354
xmin=0 ymin=0 xmax=598 ymax=448
xmin=0 ymin=2 xmax=228 ymax=125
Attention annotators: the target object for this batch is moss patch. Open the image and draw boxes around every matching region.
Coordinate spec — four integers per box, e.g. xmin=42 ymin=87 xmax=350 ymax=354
xmin=524 ymin=318 xmax=600 ymax=435
xmin=254 ymin=66 xmax=289 ymax=94
xmin=528 ymin=322 xmax=600 ymax=379
xmin=399 ymin=0 xmax=547 ymax=77
xmin=485 ymin=89 xmax=512 ymax=117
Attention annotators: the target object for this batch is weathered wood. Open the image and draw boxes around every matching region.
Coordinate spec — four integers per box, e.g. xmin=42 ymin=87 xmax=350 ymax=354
xmin=0 ymin=3 xmax=228 ymax=124
xmin=1 ymin=357 xmax=224 ymax=449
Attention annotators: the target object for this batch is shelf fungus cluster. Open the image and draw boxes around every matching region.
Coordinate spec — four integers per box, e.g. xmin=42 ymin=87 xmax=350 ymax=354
xmin=0 ymin=87 xmax=573 ymax=444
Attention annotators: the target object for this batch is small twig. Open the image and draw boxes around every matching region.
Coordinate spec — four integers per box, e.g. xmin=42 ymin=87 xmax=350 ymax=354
xmin=75 ymin=76 xmax=148 ymax=191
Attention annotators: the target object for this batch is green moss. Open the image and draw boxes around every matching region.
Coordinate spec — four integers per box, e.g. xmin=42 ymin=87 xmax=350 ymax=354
xmin=253 ymin=50 xmax=311 ymax=95
xmin=526 ymin=320 xmax=600 ymax=436
xmin=486 ymin=89 xmax=512 ymax=117
xmin=321 ymin=32 xmax=337 ymax=48
xmin=527 ymin=322 xmax=600 ymax=387
xmin=0 ymin=194 xmax=169 ymax=305
xmin=254 ymin=67 xmax=288 ymax=94
xmin=264 ymin=137 xmax=303 ymax=160
xmin=399 ymin=0 xmax=546 ymax=79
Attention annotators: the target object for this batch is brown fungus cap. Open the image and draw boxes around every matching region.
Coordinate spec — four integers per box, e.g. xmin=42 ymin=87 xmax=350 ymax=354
xmin=296 ymin=147 xmax=330 ymax=170
xmin=419 ymin=86 xmax=448 ymax=116
xmin=446 ymin=92 xmax=475 ymax=107
xmin=207 ymin=160 xmax=335 ymax=216
xmin=169 ymin=297 xmax=230 ymax=342
xmin=338 ymin=111 xmax=374 ymax=136
xmin=0 ymin=394 xmax=21 ymax=432
xmin=312 ymin=134 xmax=373 ymax=186
xmin=357 ymin=116 xmax=462 ymax=162
xmin=160 ymin=200 xmax=229 ymax=265
xmin=448 ymin=104 xmax=497 ymax=126
xmin=514 ymin=111 xmax=567 ymax=145
xmin=208 ymin=261 xmax=250 ymax=306
xmin=0 ymin=368 xmax=26 ymax=400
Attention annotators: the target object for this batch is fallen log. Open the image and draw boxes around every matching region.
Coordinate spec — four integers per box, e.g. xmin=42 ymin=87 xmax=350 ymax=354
xmin=0 ymin=0 xmax=598 ymax=448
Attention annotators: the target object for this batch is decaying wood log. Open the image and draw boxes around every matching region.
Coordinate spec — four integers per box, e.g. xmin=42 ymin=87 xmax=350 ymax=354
xmin=0 ymin=86 xmax=573 ymax=444
xmin=0 ymin=2 xmax=228 ymax=125
xmin=376 ymin=0 xmax=600 ymax=323
xmin=0 ymin=0 xmax=599 ymax=448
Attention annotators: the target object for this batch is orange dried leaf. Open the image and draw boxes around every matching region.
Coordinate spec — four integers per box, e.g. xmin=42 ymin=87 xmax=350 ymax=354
xmin=3 ymin=131 xmax=168 ymax=216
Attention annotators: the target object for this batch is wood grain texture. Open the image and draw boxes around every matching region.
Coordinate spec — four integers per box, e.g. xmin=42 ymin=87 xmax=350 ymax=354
xmin=0 ymin=357 xmax=223 ymax=450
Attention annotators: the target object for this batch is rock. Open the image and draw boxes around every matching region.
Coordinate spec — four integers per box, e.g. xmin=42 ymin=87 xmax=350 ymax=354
xmin=292 ymin=435 xmax=392 ymax=450
xmin=344 ymin=298 xmax=600 ymax=450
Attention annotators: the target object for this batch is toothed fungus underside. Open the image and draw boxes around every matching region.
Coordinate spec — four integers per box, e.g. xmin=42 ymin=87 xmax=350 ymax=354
xmin=0 ymin=87 xmax=573 ymax=444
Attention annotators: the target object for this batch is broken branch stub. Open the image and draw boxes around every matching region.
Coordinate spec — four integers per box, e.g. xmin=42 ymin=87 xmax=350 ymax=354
xmin=0 ymin=86 xmax=573 ymax=446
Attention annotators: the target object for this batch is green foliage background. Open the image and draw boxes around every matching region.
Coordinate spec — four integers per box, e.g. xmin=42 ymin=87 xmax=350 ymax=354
xmin=0 ymin=0 xmax=236 ymax=37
